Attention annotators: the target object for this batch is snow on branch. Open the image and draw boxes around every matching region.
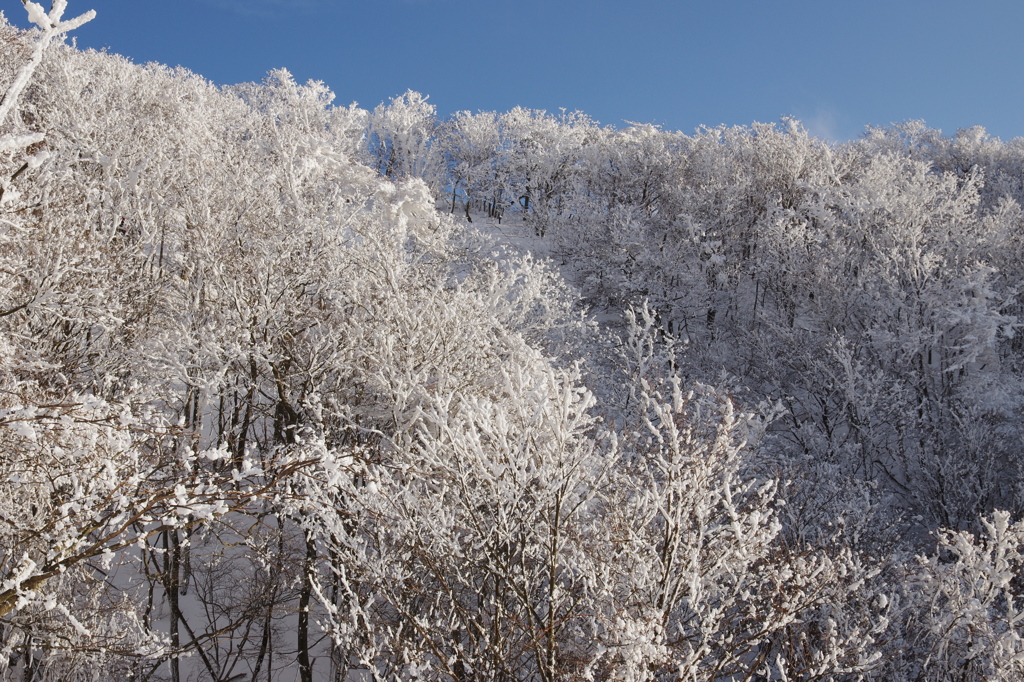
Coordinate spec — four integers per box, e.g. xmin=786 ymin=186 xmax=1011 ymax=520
xmin=0 ymin=1 xmax=95 ymax=144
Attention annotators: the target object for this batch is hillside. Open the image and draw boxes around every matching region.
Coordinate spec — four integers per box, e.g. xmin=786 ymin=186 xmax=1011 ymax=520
xmin=3 ymin=5 xmax=1024 ymax=681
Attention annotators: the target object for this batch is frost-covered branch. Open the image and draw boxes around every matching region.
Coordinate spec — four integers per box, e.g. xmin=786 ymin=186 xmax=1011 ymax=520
xmin=0 ymin=1 xmax=95 ymax=137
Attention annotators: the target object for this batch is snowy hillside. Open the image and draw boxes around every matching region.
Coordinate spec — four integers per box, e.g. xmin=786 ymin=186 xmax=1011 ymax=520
xmin=3 ymin=4 xmax=1024 ymax=681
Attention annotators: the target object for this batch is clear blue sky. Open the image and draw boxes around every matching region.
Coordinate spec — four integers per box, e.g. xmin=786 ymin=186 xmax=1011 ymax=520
xmin=7 ymin=0 xmax=1024 ymax=142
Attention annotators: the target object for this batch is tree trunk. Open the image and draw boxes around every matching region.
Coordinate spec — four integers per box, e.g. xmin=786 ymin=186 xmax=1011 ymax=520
xmin=297 ymin=528 xmax=317 ymax=682
xmin=162 ymin=529 xmax=180 ymax=682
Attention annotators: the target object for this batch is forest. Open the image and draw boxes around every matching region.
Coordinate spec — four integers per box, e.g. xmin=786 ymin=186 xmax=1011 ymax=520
xmin=3 ymin=3 xmax=1024 ymax=681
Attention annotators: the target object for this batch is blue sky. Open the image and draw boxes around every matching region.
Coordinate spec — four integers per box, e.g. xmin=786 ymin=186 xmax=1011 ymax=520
xmin=8 ymin=0 xmax=1024 ymax=142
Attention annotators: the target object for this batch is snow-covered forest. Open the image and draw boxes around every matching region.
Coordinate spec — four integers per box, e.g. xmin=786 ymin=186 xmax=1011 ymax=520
xmin=4 ymin=4 xmax=1024 ymax=680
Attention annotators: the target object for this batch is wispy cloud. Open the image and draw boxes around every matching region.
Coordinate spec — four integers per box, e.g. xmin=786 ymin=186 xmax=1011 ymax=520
xmin=790 ymin=105 xmax=850 ymax=143
xmin=804 ymin=108 xmax=838 ymax=143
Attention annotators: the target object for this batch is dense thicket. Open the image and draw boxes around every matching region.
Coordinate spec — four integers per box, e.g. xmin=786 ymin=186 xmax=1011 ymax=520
xmin=3 ymin=5 xmax=1024 ymax=680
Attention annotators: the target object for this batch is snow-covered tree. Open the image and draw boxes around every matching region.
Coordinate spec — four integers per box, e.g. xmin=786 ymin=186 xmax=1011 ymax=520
xmin=367 ymin=89 xmax=443 ymax=192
